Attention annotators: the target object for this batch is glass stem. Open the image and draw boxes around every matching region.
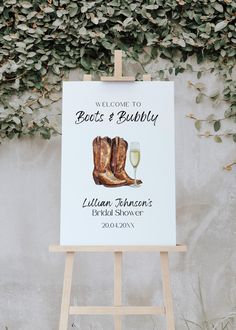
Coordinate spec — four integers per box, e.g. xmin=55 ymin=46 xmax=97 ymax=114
xmin=134 ymin=167 xmax=137 ymax=186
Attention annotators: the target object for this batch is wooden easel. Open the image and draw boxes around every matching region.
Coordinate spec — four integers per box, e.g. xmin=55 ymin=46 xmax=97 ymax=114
xmin=50 ymin=50 xmax=187 ymax=330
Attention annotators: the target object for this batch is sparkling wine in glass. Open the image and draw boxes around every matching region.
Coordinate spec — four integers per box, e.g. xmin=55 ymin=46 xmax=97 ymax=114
xmin=129 ymin=142 xmax=140 ymax=186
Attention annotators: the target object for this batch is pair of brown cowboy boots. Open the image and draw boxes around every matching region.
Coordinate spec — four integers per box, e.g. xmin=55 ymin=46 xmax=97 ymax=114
xmin=92 ymin=136 xmax=142 ymax=187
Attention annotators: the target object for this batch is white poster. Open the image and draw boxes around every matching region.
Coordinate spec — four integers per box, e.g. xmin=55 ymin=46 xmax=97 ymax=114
xmin=61 ymin=81 xmax=176 ymax=245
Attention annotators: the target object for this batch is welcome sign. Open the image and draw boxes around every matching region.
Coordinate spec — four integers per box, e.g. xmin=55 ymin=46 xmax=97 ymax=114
xmin=61 ymin=81 xmax=176 ymax=245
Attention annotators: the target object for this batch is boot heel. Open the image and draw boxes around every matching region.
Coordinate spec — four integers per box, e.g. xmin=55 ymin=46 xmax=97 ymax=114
xmin=93 ymin=175 xmax=102 ymax=185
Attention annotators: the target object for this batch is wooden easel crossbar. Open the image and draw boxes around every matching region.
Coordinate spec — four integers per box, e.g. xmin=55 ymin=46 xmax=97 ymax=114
xmin=49 ymin=245 xmax=186 ymax=330
xmin=51 ymin=50 xmax=187 ymax=330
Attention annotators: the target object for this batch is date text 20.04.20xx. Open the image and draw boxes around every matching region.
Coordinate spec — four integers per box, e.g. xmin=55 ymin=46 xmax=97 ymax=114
xmin=101 ymin=222 xmax=135 ymax=229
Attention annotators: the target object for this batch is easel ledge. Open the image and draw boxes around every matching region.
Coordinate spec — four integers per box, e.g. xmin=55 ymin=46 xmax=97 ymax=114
xmin=49 ymin=244 xmax=187 ymax=253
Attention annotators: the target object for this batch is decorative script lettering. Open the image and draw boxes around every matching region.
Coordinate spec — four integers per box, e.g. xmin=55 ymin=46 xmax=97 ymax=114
xmin=75 ymin=100 xmax=159 ymax=126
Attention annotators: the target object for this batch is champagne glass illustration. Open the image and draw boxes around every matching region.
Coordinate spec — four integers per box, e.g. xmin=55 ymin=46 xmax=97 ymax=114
xmin=129 ymin=142 xmax=140 ymax=187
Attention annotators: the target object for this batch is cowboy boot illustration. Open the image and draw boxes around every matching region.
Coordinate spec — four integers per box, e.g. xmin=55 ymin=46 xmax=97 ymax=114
xmin=111 ymin=137 xmax=142 ymax=186
xmin=92 ymin=136 xmax=126 ymax=187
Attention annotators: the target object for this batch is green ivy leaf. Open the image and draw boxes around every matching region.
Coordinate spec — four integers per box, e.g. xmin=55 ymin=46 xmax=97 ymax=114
xmin=215 ymin=21 xmax=228 ymax=32
xmin=52 ymin=19 xmax=63 ymax=27
xmin=40 ymin=128 xmax=51 ymax=139
xmin=209 ymin=90 xmax=220 ymax=98
xmin=22 ymin=107 xmax=33 ymax=114
xmin=123 ymin=17 xmax=133 ymax=27
xmin=12 ymin=116 xmax=21 ymax=125
xmin=101 ymin=41 xmax=113 ymax=50
xmin=186 ymin=64 xmax=193 ymax=71
xmin=80 ymin=57 xmax=91 ymax=70
xmin=79 ymin=27 xmax=87 ymax=35
xmin=17 ymin=24 xmax=28 ymax=31
xmin=27 ymin=11 xmax=37 ymax=19
xmin=35 ymin=62 xmax=42 ymax=70
xmin=196 ymin=93 xmax=203 ymax=104
xmin=214 ymin=135 xmax=222 ymax=143
xmin=20 ymin=1 xmax=32 ymax=9
xmin=44 ymin=7 xmax=55 ymax=13
xmin=68 ymin=3 xmax=78 ymax=17
xmin=195 ymin=120 xmax=201 ymax=131
xmin=214 ymin=121 xmax=221 ymax=132
xmin=52 ymin=64 xmax=60 ymax=75
xmin=197 ymin=71 xmax=202 ymax=79
xmin=3 ymin=35 xmax=12 ymax=41
xmin=213 ymin=3 xmax=224 ymax=12
xmin=91 ymin=16 xmax=99 ymax=25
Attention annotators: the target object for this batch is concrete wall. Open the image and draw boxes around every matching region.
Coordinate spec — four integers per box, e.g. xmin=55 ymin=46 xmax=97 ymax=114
xmin=0 ymin=66 xmax=235 ymax=330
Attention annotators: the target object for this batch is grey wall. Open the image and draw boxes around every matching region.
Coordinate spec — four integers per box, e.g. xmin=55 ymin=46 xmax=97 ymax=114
xmin=0 ymin=67 xmax=235 ymax=330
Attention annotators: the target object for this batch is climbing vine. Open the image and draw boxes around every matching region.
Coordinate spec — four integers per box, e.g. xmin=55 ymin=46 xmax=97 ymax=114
xmin=0 ymin=0 xmax=235 ymax=155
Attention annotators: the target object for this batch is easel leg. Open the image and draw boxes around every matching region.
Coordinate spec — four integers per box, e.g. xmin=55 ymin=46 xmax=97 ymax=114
xmin=59 ymin=252 xmax=75 ymax=330
xmin=114 ymin=252 xmax=122 ymax=330
xmin=160 ymin=252 xmax=175 ymax=330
